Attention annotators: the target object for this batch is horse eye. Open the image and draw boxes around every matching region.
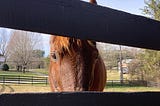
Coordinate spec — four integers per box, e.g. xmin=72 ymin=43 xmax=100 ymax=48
xmin=51 ymin=51 xmax=59 ymax=62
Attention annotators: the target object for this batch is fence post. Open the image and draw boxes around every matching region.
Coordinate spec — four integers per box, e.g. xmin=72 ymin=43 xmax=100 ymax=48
xmin=32 ymin=76 xmax=33 ymax=85
xmin=46 ymin=77 xmax=48 ymax=85
xmin=128 ymin=80 xmax=131 ymax=87
xmin=112 ymin=80 xmax=113 ymax=87
xmin=3 ymin=76 xmax=5 ymax=84
xmin=18 ymin=76 xmax=20 ymax=84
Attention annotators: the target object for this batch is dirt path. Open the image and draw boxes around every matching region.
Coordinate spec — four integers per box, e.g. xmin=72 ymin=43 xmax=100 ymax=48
xmin=0 ymin=84 xmax=5 ymax=93
xmin=0 ymin=84 xmax=14 ymax=93
xmin=0 ymin=84 xmax=50 ymax=93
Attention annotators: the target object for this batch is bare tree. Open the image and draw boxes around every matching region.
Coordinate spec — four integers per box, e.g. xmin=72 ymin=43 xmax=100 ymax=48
xmin=7 ymin=30 xmax=43 ymax=73
xmin=97 ymin=42 xmax=121 ymax=70
xmin=0 ymin=28 xmax=10 ymax=63
xmin=119 ymin=45 xmax=123 ymax=84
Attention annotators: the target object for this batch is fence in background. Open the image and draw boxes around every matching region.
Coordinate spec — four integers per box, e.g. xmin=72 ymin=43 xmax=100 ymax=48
xmin=107 ymin=80 xmax=148 ymax=87
xmin=0 ymin=75 xmax=48 ymax=85
xmin=0 ymin=0 xmax=160 ymax=105
xmin=147 ymin=81 xmax=160 ymax=88
xmin=0 ymin=75 xmax=151 ymax=87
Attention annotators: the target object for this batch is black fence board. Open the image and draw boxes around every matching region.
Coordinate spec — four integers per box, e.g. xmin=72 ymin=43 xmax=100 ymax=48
xmin=0 ymin=0 xmax=160 ymax=50
xmin=0 ymin=92 xmax=160 ymax=106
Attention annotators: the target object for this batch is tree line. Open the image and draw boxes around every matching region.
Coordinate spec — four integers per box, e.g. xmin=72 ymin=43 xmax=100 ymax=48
xmin=0 ymin=29 xmax=47 ymax=73
xmin=99 ymin=0 xmax=160 ymax=83
xmin=129 ymin=0 xmax=160 ymax=82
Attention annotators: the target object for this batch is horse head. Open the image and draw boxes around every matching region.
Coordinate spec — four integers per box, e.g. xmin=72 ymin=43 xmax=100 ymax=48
xmin=49 ymin=0 xmax=106 ymax=92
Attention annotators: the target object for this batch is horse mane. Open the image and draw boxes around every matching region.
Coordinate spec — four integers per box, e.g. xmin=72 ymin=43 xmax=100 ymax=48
xmin=50 ymin=36 xmax=96 ymax=55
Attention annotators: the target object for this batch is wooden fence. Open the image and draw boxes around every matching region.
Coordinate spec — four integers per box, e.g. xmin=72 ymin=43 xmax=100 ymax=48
xmin=147 ymin=81 xmax=160 ymax=88
xmin=0 ymin=0 xmax=160 ymax=106
xmin=0 ymin=75 xmax=149 ymax=87
xmin=0 ymin=0 xmax=160 ymax=50
xmin=107 ymin=80 xmax=147 ymax=87
xmin=0 ymin=75 xmax=48 ymax=85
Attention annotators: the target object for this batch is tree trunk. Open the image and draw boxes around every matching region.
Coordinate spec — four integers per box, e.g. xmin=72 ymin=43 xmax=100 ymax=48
xmin=23 ymin=66 xmax=26 ymax=73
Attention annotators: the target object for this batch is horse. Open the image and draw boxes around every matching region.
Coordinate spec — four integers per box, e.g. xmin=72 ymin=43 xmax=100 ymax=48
xmin=49 ymin=0 xmax=106 ymax=92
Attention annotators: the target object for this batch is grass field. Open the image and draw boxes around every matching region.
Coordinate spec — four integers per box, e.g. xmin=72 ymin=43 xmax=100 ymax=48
xmin=107 ymin=70 xmax=129 ymax=80
xmin=0 ymin=84 xmax=51 ymax=93
xmin=0 ymin=70 xmax=33 ymax=76
xmin=0 ymin=69 xmax=160 ymax=93
xmin=1 ymin=84 xmax=160 ymax=94
xmin=0 ymin=69 xmax=48 ymax=76
xmin=104 ymin=86 xmax=160 ymax=92
xmin=30 ymin=69 xmax=48 ymax=75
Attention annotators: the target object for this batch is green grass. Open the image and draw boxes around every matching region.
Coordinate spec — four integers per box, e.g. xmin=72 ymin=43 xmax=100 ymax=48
xmin=0 ymin=70 xmax=38 ymax=76
xmin=29 ymin=69 xmax=48 ymax=75
xmin=107 ymin=70 xmax=129 ymax=80
xmin=105 ymin=70 xmax=160 ymax=92
xmin=0 ymin=84 xmax=51 ymax=93
xmin=0 ymin=69 xmax=160 ymax=93
xmin=0 ymin=68 xmax=48 ymax=77
xmin=1 ymin=83 xmax=160 ymax=93
xmin=104 ymin=86 xmax=160 ymax=92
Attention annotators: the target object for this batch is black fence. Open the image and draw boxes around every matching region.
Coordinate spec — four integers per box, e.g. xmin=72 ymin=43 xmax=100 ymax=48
xmin=0 ymin=75 xmax=48 ymax=85
xmin=0 ymin=0 xmax=160 ymax=105
xmin=107 ymin=80 xmax=160 ymax=88
xmin=147 ymin=81 xmax=160 ymax=88
xmin=0 ymin=0 xmax=160 ymax=50
xmin=107 ymin=80 xmax=147 ymax=87
xmin=0 ymin=75 xmax=149 ymax=87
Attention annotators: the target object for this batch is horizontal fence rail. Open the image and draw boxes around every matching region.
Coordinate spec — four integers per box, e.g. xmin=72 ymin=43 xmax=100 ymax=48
xmin=0 ymin=75 xmax=153 ymax=87
xmin=147 ymin=81 xmax=160 ymax=88
xmin=1 ymin=92 xmax=160 ymax=106
xmin=0 ymin=75 xmax=48 ymax=85
xmin=0 ymin=0 xmax=160 ymax=105
xmin=0 ymin=0 xmax=160 ymax=50
xmin=107 ymin=80 xmax=148 ymax=87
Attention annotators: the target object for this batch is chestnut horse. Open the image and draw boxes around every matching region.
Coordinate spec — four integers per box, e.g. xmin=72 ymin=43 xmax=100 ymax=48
xmin=49 ymin=0 xmax=106 ymax=92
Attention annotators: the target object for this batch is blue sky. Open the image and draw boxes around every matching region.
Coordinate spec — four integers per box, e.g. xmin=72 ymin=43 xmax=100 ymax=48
xmin=97 ymin=0 xmax=145 ymax=16
xmin=84 ymin=0 xmax=146 ymax=16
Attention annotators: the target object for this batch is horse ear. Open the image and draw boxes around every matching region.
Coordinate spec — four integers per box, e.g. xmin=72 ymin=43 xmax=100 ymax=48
xmin=89 ymin=0 xmax=97 ymax=4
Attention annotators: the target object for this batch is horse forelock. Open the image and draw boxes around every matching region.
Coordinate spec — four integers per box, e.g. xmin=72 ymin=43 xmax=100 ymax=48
xmin=50 ymin=35 xmax=96 ymax=55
